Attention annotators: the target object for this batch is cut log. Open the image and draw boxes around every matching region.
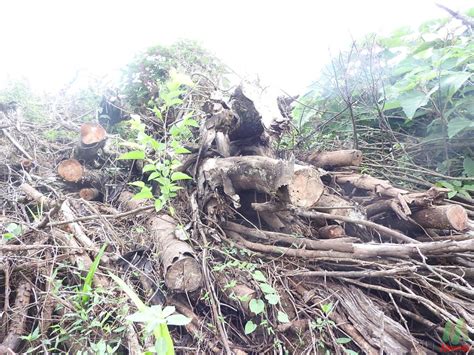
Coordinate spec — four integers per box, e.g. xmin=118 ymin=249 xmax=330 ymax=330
xmin=287 ymin=165 xmax=325 ymax=207
xmin=57 ymin=159 xmax=84 ymax=183
xmin=306 ymin=149 xmax=363 ymax=169
xmin=319 ymin=225 xmax=346 ymax=239
xmin=74 ymin=123 xmax=107 ymax=161
xmin=57 ymin=158 xmax=102 ymax=186
xmin=79 ymin=188 xmax=100 ymax=201
xmin=119 ymin=192 xmax=202 ymax=292
xmin=200 ymin=156 xmax=323 ymax=208
xmin=315 ymin=191 xmax=354 ymax=217
xmin=412 ymin=205 xmax=468 ymax=231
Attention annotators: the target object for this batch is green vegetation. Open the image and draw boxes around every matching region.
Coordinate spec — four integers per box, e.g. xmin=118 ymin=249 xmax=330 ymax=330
xmin=110 ymin=273 xmax=191 ymax=355
xmin=122 ymin=39 xmax=226 ymax=110
xmin=294 ymin=11 xmax=473 ymax=191
xmin=118 ymin=70 xmax=196 ymax=212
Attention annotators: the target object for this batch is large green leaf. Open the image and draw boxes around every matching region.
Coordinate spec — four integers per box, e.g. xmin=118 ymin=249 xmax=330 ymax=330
xmin=399 ymin=90 xmax=430 ymax=119
xmin=448 ymin=117 xmax=474 ymax=138
xmin=464 ymin=156 xmax=474 ymax=177
xmin=440 ymin=72 xmax=472 ymax=101
xmin=118 ymin=150 xmax=146 ymax=160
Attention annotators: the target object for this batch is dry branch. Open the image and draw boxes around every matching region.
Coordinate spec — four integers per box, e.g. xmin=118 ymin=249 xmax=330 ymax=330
xmin=306 ymin=149 xmax=362 ymax=168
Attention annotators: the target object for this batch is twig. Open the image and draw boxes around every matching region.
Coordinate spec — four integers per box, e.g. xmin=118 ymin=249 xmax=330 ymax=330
xmin=47 ymin=205 xmax=154 ymax=227
xmin=1 ymin=128 xmax=34 ymax=161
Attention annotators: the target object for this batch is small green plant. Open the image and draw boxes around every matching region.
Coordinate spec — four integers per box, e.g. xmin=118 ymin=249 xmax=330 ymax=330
xmin=2 ymin=222 xmax=22 ymax=240
xmin=243 ymin=270 xmax=289 ymax=336
xmin=310 ymin=303 xmax=357 ymax=354
xmin=80 ymin=244 xmax=107 ymax=305
xmin=118 ymin=70 xmax=197 ymax=213
xmin=109 ymin=273 xmax=191 ymax=354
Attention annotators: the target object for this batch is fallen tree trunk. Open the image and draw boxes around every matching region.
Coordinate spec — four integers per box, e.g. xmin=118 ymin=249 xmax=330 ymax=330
xmin=306 ymin=149 xmax=363 ymax=169
xmin=118 ymin=192 xmax=202 ymax=292
xmin=200 ymin=156 xmax=324 ymax=208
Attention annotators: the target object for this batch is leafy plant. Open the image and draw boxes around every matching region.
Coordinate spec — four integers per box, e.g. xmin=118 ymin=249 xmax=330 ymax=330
xmin=109 ymin=273 xmax=191 ymax=355
xmin=118 ymin=71 xmax=197 ymax=212
xmin=243 ymin=270 xmax=289 ymax=336
xmin=294 ymin=10 xmax=474 ymax=180
xmin=122 ymin=39 xmax=226 ymax=110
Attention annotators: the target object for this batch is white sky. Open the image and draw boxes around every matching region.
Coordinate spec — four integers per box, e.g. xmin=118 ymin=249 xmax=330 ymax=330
xmin=0 ymin=0 xmax=472 ymax=94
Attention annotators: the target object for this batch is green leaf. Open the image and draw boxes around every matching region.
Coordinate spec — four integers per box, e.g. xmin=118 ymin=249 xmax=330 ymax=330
xmin=382 ymin=100 xmax=401 ymax=111
xmin=2 ymin=233 xmax=14 ymax=240
xmin=321 ymin=302 xmax=333 ymax=315
xmin=463 ymin=157 xmax=474 ymax=177
xmin=259 ymin=283 xmax=276 ymax=294
xmin=252 ymin=270 xmax=267 ymax=282
xmin=399 ymin=90 xmax=430 ymax=119
xmin=143 ymin=164 xmax=157 ymax=173
xmin=336 ymin=337 xmax=352 ymax=344
xmin=129 ymin=181 xmax=145 ymax=188
xmin=265 ymin=293 xmax=280 ymax=305
xmin=81 ymin=243 xmax=107 ymax=304
xmin=170 ymin=172 xmax=192 ymax=181
xmin=119 ymin=150 xmax=146 ymax=160
xmin=6 ymin=223 xmax=22 ymax=236
xmin=172 ymin=146 xmax=191 ymax=154
xmin=154 ymin=199 xmax=164 ymax=211
xmin=344 ymin=350 xmax=359 ymax=355
xmin=249 ymin=299 xmax=265 ymax=315
xmin=462 ymin=184 xmax=474 ymax=191
xmin=447 ymin=117 xmax=474 ymax=138
xmin=133 ymin=187 xmax=153 ymax=200
xmin=440 ymin=72 xmax=472 ymax=101
xmin=108 ymin=273 xmax=146 ymax=310
xmin=447 ymin=190 xmax=458 ymax=199
xmin=166 ymin=314 xmax=192 ymax=326
xmin=277 ymin=311 xmax=289 ymax=323
xmin=244 ymin=320 xmax=257 ymax=335
xmin=185 ymin=118 xmax=199 ymax=128
xmin=148 ymin=171 xmax=161 ymax=181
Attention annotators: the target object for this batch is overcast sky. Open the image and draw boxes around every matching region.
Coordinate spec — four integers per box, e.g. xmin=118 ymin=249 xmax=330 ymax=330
xmin=0 ymin=0 xmax=471 ymax=94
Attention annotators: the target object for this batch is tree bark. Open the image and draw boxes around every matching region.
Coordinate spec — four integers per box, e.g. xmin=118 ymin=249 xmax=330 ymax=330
xmin=118 ymin=192 xmax=202 ymax=292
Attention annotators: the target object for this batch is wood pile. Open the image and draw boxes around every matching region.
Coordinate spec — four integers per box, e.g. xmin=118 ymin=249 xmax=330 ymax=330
xmin=0 ymin=82 xmax=473 ymax=354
